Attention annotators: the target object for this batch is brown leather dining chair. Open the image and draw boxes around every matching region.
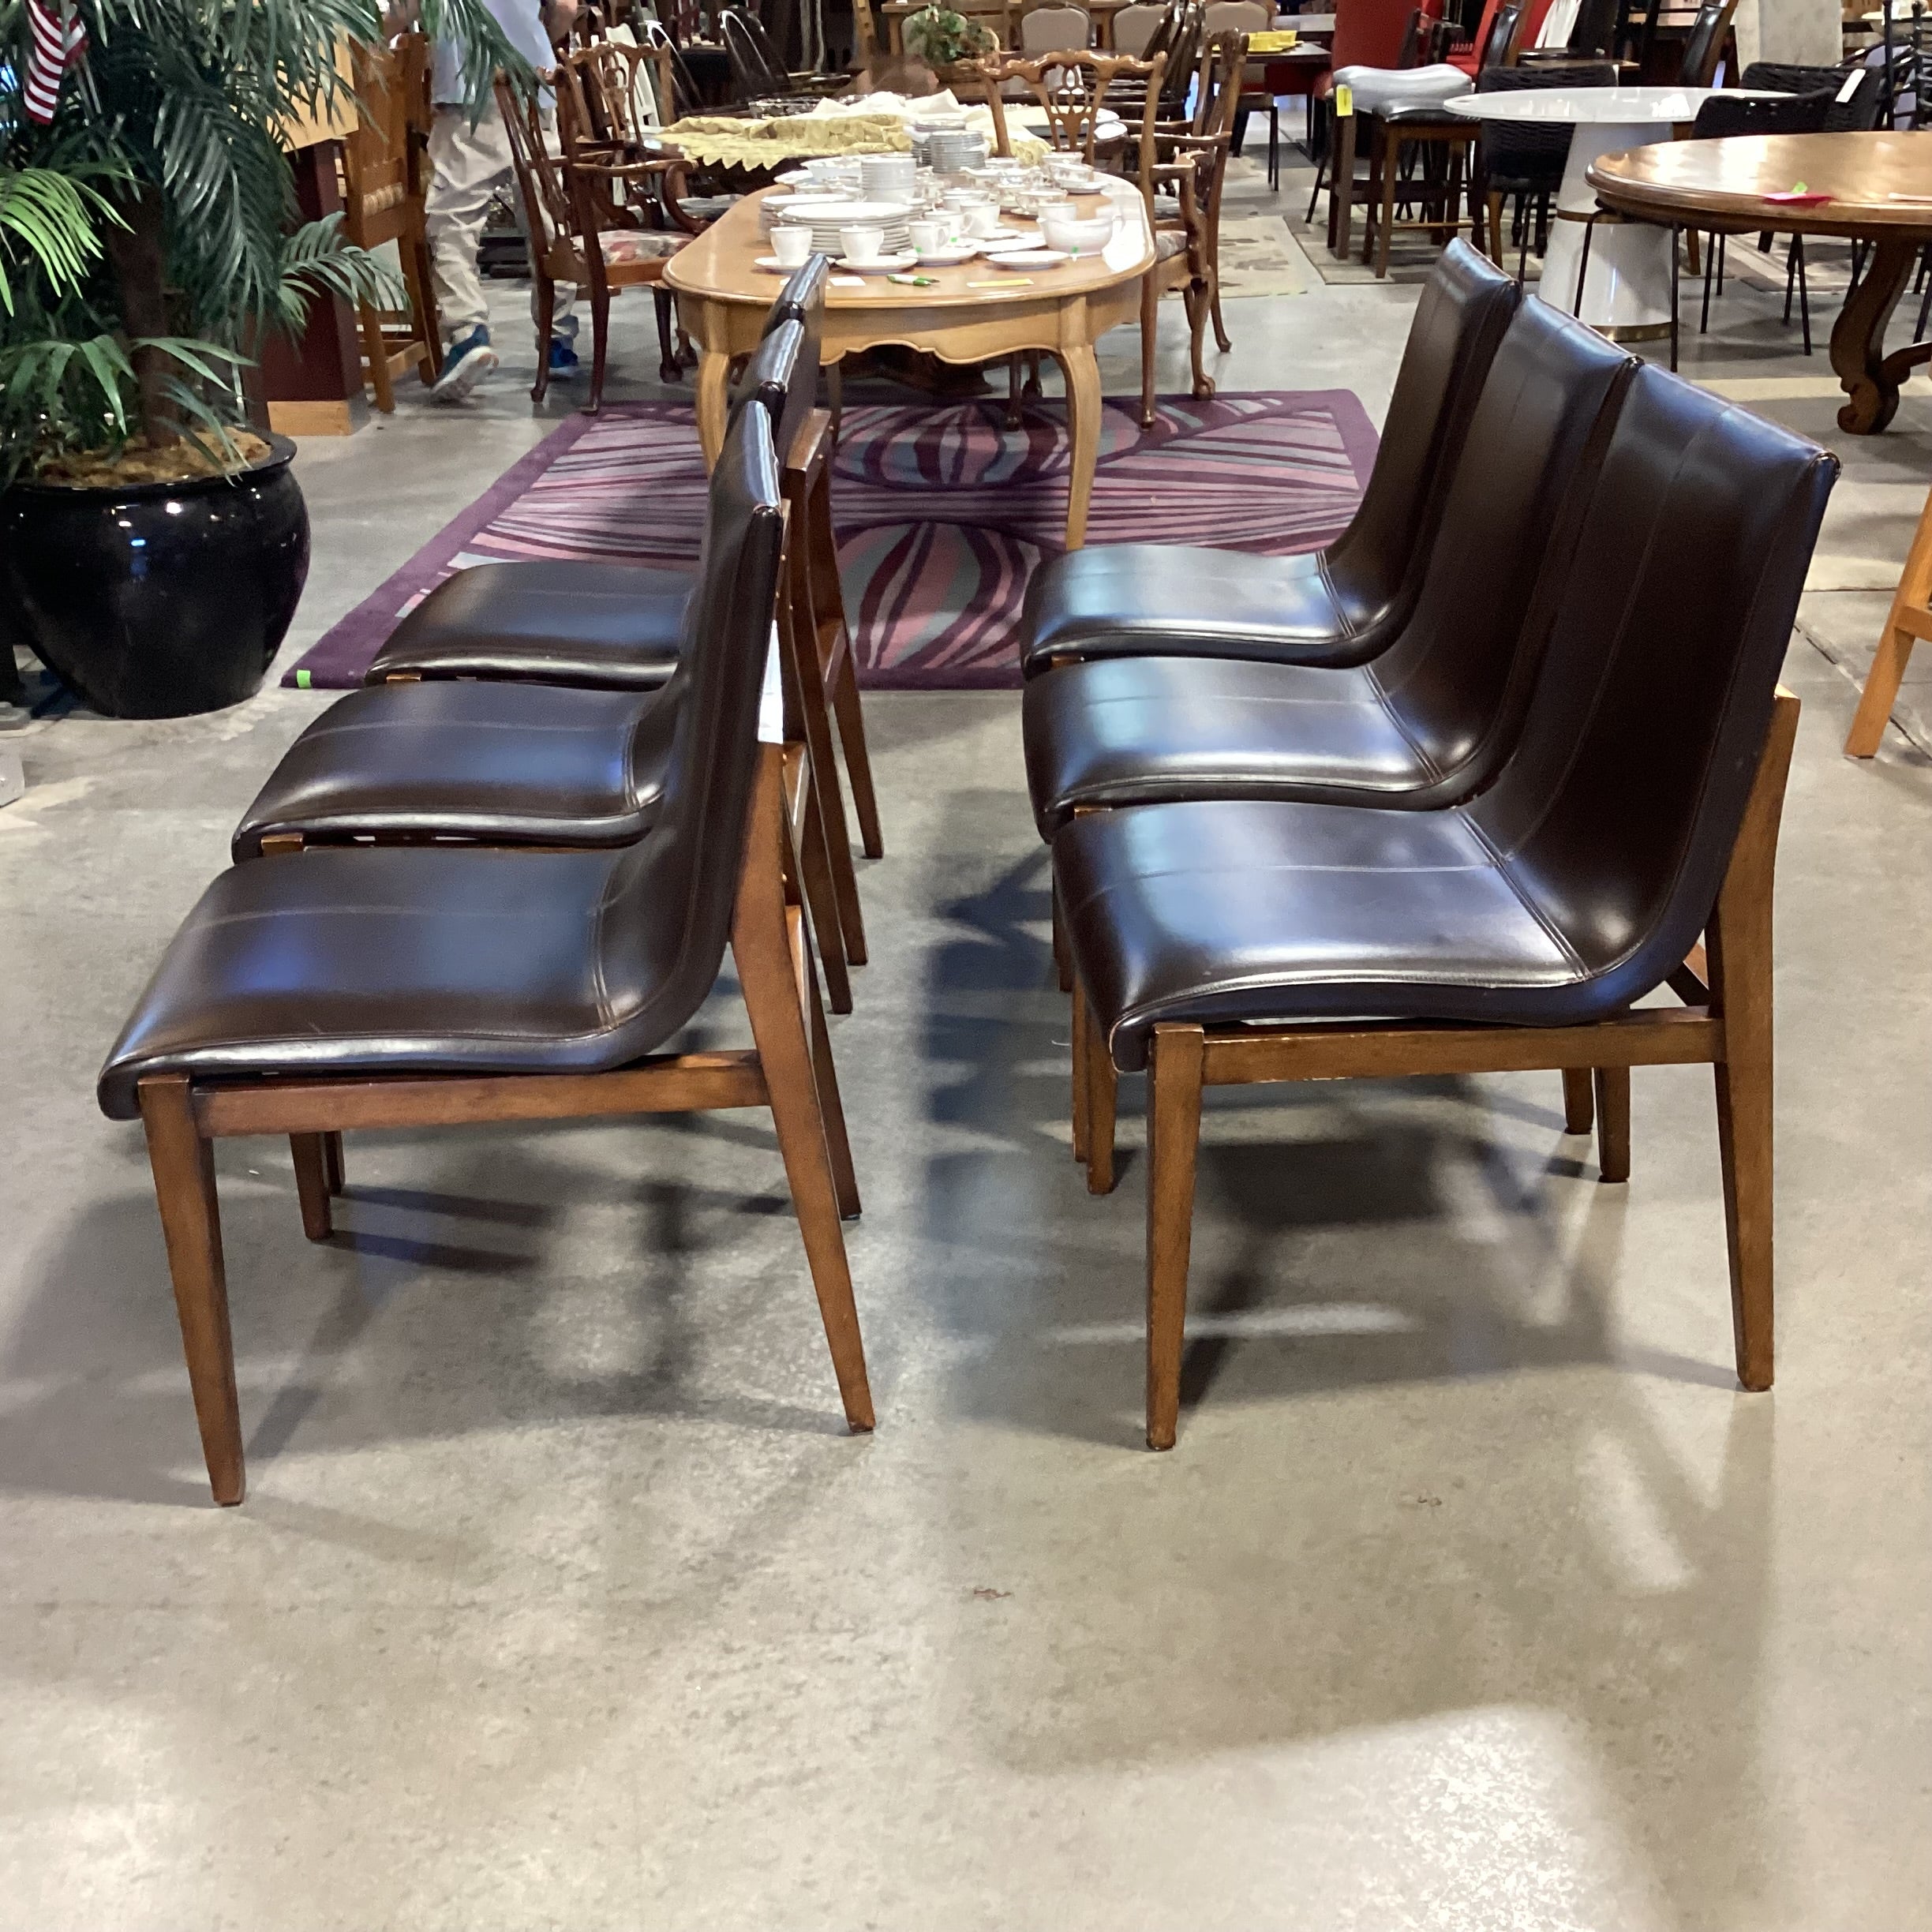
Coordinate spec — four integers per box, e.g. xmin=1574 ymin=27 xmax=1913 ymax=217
xmin=96 ymin=403 xmax=874 ymax=1505
xmin=1054 ymin=363 xmax=1837 ymax=1447
xmin=365 ymin=256 xmax=882 ymax=974
xmin=1022 ymin=294 xmax=1635 ymax=836
xmin=230 ymin=320 xmax=864 ymax=1009
xmin=1019 ymin=240 xmax=1519 ymax=680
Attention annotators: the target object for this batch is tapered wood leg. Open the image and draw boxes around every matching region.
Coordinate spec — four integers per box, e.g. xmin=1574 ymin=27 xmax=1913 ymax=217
xmin=1707 ymin=690 xmax=1799 ymax=1391
xmin=1593 ymin=1067 xmax=1631 ymax=1183
xmin=1145 ymin=1024 xmax=1205 ymax=1451
xmin=796 ymin=898 xmax=861 ymax=1222
xmin=1071 ymin=976 xmax=1091 ymax=1166
xmin=1331 ymin=110 xmax=1356 ymax=260
xmin=1059 ymin=343 xmax=1103 ymax=550
xmin=1185 ymin=265 xmax=1214 ymax=401
xmin=406 ymin=234 xmax=441 ymax=384
xmin=290 ymin=1134 xmax=335 ymax=1241
xmin=1139 ymin=271 xmax=1159 ymax=430
xmin=829 ymin=657 xmax=884 ymax=863
xmin=1086 ymin=1019 xmax=1118 ymax=1197
xmin=795 ymin=754 xmax=854 ymax=1015
xmin=358 ymin=301 xmax=395 ymax=412
xmin=733 ymin=753 xmax=874 ymax=1429
xmin=808 ymin=473 xmax=883 ymax=863
xmin=1846 ymin=477 xmax=1932 ymax=756
xmin=530 ymin=271 xmax=555 ymax=406
xmin=587 ymin=275 xmax=612 ymax=414
xmin=321 ymin=1129 xmax=346 ymax=1196
xmin=1562 ymin=1067 xmax=1595 ymax=1134
xmin=139 ymin=1076 xmax=245 ymax=1505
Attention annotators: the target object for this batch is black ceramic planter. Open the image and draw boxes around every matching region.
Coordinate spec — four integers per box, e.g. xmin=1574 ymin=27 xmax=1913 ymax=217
xmin=0 ymin=435 xmax=309 ymax=719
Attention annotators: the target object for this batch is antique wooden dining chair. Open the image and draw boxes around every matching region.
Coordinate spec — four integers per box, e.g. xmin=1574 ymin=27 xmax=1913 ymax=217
xmin=338 ymin=33 xmax=440 ymax=411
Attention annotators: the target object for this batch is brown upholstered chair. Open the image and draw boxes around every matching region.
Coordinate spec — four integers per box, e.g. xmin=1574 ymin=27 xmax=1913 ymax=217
xmin=1054 ymin=363 xmax=1836 ymax=1447
xmin=236 ymin=319 xmax=870 ymax=1014
xmin=339 ymin=34 xmax=440 ymax=411
xmin=96 ymin=403 xmax=873 ymax=1506
xmin=1020 ymin=240 xmax=1519 ymax=683
xmin=1021 ymin=297 xmax=1634 ymax=836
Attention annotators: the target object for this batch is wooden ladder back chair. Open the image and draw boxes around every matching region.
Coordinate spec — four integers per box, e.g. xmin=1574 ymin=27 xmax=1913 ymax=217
xmin=981 ymin=47 xmax=1156 ymax=159
xmin=339 ymin=34 xmax=440 ymax=410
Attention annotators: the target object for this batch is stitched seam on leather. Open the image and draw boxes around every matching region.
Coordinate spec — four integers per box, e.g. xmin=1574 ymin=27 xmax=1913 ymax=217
xmin=1464 ymin=813 xmax=1589 ymax=976
xmin=589 ymin=863 xmax=617 ymax=1027
xmin=1316 ymin=555 xmax=1359 ymax=641
xmin=1364 ymin=664 xmax=1447 ymax=781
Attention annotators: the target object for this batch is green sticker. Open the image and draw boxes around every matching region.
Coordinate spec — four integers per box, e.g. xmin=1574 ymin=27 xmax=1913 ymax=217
xmin=296 ymin=668 xmax=312 ymax=689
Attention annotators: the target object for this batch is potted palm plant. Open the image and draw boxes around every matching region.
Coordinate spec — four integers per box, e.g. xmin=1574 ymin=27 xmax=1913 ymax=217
xmin=0 ymin=0 xmax=519 ymax=717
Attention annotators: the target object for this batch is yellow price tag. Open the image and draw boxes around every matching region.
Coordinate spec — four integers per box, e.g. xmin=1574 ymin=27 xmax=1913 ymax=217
xmin=1335 ymin=83 xmax=1354 ymax=117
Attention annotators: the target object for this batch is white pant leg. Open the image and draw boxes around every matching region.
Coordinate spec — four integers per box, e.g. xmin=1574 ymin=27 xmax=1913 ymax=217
xmin=536 ymin=107 xmax=577 ymax=332
xmin=426 ymin=103 xmax=513 ymax=344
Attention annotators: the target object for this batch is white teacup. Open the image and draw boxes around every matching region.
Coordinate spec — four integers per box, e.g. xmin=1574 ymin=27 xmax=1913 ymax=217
xmin=840 ymin=224 xmax=886 ymax=264
xmin=962 ymin=204 xmax=999 ymax=238
xmin=908 ymin=219 xmax=947 ymax=255
xmin=771 ymin=225 xmax=813 ymax=268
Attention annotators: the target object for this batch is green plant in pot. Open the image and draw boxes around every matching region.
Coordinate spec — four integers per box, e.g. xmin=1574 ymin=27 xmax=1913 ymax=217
xmin=900 ymin=4 xmax=997 ymax=75
xmin=0 ymin=0 xmax=522 ymax=717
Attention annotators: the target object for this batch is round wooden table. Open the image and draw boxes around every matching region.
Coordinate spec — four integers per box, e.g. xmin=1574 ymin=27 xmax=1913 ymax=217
xmin=663 ymin=185 xmax=1155 ymax=548
xmin=1588 ymin=130 xmax=1932 ymax=434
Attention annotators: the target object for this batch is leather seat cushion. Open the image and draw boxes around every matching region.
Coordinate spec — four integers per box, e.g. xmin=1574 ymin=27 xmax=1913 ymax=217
xmin=96 ymin=843 xmax=649 ymax=1118
xmin=231 ymin=680 xmax=676 ymax=857
xmin=1019 ymin=544 xmax=1372 ymax=678
xmin=366 ymin=560 xmax=695 ymax=689
xmin=1054 ymin=797 xmax=1587 ymax=1071
xmin=1023 ymin=654 xmax=1440 ymax=837
xmin=1331 ymin=62 xmax=1473 ymax=111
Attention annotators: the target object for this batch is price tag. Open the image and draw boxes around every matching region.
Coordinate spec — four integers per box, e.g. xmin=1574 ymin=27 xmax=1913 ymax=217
xmin=758 ymin=621 xmax=784 ymax=745
xmin=1335 ymin=82 xmax=1354 ymax=117
xmin=1837 ymin=71 xmax=1861 ymax=103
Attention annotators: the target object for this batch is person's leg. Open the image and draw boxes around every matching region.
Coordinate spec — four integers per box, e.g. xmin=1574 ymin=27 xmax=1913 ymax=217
xmin=425 ymin=102 xmax=510 ymax=395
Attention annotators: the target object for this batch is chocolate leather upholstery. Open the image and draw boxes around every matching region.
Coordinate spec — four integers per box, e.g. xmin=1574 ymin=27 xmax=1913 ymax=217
xmin=362 ymin=284 xmax=822 ymax=691
xmin=1054 ymin=365 xmax=1837 ymax=1071
xmin=97 ymin=402 xmax=788 ymax=1120
xmin=1017 ymin=242 xmax=1518 ymax=678
xmin=230 ymin=325 xmax=810 ymax=856
xmin=1024 ymin=298 xmax=1634 ymax=837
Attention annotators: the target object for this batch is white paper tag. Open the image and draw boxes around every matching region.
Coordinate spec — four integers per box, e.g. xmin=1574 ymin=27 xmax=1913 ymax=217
xmin=829 ymin=274 xmax=867 ymax=286
xmin=758 ymin=621 xmax=784 ymax=744
xmin=1837 ymin=72 xmax=1861 ymax=103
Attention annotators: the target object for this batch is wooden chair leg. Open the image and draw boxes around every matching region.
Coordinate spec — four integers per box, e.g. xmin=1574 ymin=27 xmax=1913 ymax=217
xmin=1847 ymin=479 xmax=1932 ymax=756
xmin=1562 ymin=1066 xmax=1595 ymax=1134
xmin=1145 ymin=1023 xmax=1205 ymax=1451
xmin=795 ymin=754 xmax=854 ymax=1015
xmin=321 ymin=1129 xmax=346 ymax=1196
xmin=1486 ymin=189 xmax=1506 ymax=270
xmin=793 ymin=890 xmax=861 ymax=1222
xmin=732 ymin=755 xmax=874 ymax=1430
xmin=406 ymin=233 xmax=441 ymax=384
xmin=290 ymin=1134 xmax=335 ymax=1240
xmin=1593 ymin=1067 xmax=1631 ymax=1182
xmin=1331 ymin=110 xmax=1357 ymax=260
xmin=1071 ymin=976 xmax=1092 ymax=1165
xmin=1086 ymin=1019 xmax=1118 ymax=1196
xmin=829 ymin=654 xmax=885 ymax=863
xmin=653 ymin=285 xmax=682 ymax=383
xmin=1185 ymin=264 xmax=1215 ymax=401
xmin=530 ymin=270 xmax=555 ymax=406
xmin=1052 ymin=881 xmax=1073 ymax=994
xmin=1005 ymin=353 xmax=1025 ymax=430
xmin=138 ymin=1075 xmax=245 ymax=1505
xmin=1707 ymin=690 xmax=1799 ymax=1392
xmin=588 ymin=275 xmax=611 ymax=414
xmin=1139 ymin=270 xmax=1159 ymax=429
xmin=358 ymin=301 xmax=396 ymax=413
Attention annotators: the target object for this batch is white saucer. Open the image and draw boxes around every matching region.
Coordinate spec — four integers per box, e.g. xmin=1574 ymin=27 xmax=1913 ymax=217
xmin=914 ymin=244 xmax=982 ymax=266
xmin=985 ymin=249 xmax=1069 ymax=268
xmin=755 ymin=256 xmax=816 ymax=272
xmin=834 ymin=250 xmax=919 ymax=273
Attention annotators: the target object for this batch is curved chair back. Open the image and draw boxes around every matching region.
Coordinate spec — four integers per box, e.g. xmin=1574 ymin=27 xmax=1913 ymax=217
xmin=1692 ymin=88 xmax=1829 ymax=140
xmin=1329 ymin=0 xmax=1417 ymax=71
xmin=722 ymin=6 xmax=792 ymax=96
xmin=1113 ymin=1 xmax=1167 ymax=53
xmin=985 ymin=48 xmax=1162 ymax=157
xmin=600 ymin=402 xmax=789 ymax=1050
xmin=1322 ymin=239 xmax=1519 ymax=646
xmin=1563 ymin=0 xmax=1617 ymax=54
xmin=1365 ymin=298 xmax=1634 ymax=799
xmin=1020 ymin=3 xmax=1094 ymax=51
xmin=1475 ymin=57 xmax=1614 ymax=185
xmin=638 ymin=17 xmax=707 ymax=116
xmin=1741 ymin=58 xmax=1881 ymax=130
xmin=1469 ymin=365 xmax=1835 ymax=1011
xmin=1204 ymin=0 xmax=1269 ymax=32
xmin=1478 ymin=0 xmax=1524 ymax=67
xmin=1676 ymin=0 xmax=1735 ymax=88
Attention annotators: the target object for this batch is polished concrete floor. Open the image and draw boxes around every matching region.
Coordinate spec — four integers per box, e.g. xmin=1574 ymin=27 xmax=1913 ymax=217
xmin=4 ymin=162 xmax=1932 ymax=1929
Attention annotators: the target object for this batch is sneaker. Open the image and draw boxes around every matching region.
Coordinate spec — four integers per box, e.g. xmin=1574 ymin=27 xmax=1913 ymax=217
xmin=430 ymin=327 xmax=498 ymax=402
xmin=547 ymin=336 xmax=581 ymax=377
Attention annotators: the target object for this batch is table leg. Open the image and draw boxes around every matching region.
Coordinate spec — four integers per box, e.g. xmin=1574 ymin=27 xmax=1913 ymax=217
xmin=1058 ymin=343 xmax=1103 ymax=551
xmin=695 ymin=349 xmax=732 ymax=468
xmin=1833 ymin=235 xmax=1914 ymax=436
xmin=1330 ymin=110 xmax=1356 ymax=260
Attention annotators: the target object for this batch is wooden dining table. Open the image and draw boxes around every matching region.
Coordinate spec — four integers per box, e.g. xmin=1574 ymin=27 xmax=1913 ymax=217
xmin=663 ymin=185 xmax=1155 ymax=547
xmin=1588 ymin=130 xmax=1932 ymax=434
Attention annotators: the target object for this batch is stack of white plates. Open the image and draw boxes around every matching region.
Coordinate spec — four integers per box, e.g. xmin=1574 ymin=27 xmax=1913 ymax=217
xmin=770 ymin=198 xmax=913 ymax=255
xmin=859 ymin=154 xmax=919 ymax=203
xmin=759 ymin=191 xmax=848 ymax=234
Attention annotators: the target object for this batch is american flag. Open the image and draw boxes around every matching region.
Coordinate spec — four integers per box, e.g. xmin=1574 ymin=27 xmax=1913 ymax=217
xmin=23 ymin=0 xmax=88 ymax=124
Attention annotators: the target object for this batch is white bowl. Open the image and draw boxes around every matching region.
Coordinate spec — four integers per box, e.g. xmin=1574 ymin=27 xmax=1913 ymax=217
xmin=1039 ymin=211 xmax=1116 ymax=255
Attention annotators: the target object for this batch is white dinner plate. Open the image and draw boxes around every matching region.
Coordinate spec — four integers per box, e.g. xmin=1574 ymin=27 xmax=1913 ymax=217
xmin=914 ymin=245 xmax=982 ymax=266
xmin=755 ymin=256 xmax=814 ymax=272
xmin=834 ymin=250 xmax=920 ymax=274
xmin=985 ymin=249 xmax=1069 ymax=268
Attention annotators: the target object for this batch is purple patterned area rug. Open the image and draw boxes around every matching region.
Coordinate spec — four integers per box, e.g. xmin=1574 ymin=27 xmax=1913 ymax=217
xmin=286 ymin=390 xmax=1376 ymax=692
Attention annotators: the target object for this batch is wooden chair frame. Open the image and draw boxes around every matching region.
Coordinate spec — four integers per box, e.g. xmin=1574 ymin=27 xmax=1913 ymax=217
xmin=1845 ymin=476 xmax=1932 ymax=756
xmin=1360 ymin=110 xmax=1479 ymax=279
xmin=1065 ymin=689 xmax=1799 ymax=1448
xmin=137 ymin=738 xmax=874 ymax=1507
xmin=339 ymin=34 xmax=440 ymax=410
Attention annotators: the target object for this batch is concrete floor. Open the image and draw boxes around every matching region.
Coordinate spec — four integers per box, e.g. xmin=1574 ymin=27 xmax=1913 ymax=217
xmin=4 ymin=159 xmax=1931 ymax=1929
